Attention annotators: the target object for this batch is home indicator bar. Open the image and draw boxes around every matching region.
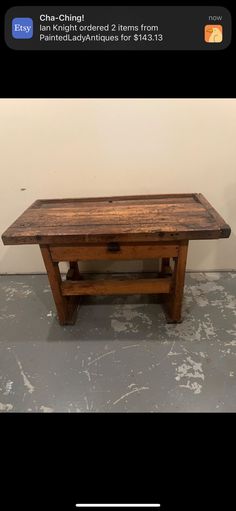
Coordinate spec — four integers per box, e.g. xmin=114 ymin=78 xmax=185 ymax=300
xmin=75 ymin=505 xmax=161 ymax=508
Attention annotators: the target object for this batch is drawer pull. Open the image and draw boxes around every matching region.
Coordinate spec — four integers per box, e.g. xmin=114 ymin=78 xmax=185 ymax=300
xmin=107 ymin=242 xmax=120 ymax=252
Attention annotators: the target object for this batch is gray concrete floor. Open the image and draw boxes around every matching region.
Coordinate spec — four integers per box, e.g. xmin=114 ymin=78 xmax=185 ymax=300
xmin=0 ymin=272 xmax=236 ymax=412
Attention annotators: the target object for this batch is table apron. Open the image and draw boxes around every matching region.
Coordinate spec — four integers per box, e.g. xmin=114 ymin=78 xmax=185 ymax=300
xmin=49 ymin=243 xmax=179 ymax=262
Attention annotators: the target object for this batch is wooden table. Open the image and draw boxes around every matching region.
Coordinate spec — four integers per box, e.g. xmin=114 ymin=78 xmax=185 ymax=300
xmin=2 ymin=193 xmax=231 ymax=325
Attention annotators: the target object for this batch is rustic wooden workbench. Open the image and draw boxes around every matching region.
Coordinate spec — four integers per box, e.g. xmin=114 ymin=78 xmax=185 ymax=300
xmin=2 ymin=193 xmax=231 ymax=325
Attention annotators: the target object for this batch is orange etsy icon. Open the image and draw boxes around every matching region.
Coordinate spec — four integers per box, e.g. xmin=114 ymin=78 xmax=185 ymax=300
xmin=204 ymin=25 xmax=223 ymax=43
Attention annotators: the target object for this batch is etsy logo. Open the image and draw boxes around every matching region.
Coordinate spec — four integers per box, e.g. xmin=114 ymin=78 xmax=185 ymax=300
xmin=12 ymin=18 xmax=33 ymax=39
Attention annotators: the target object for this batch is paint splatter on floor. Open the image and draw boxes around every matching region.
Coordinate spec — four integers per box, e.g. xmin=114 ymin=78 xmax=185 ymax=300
xmin=0 ymin=272 xmax=236 ymax=412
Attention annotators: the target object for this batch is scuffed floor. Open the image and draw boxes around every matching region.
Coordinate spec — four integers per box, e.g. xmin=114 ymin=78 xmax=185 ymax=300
xmin=0 ymin=272 xmax=236 ymax=412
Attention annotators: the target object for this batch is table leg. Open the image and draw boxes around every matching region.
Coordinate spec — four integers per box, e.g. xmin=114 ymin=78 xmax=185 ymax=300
xmin=164 ymin=241 xmax=189 ymax=323
xmin=160 ymin=257 xmax=173 ymax=276
xmin=66 ymin=261 xmax=82 ymax=325
xmin=40 ymin=245 xmax=79 ymax=325
xmin=161 ymin=257 xmax=170 ymax=273
xmin=67 ymin=261 xmax=81 ymax=281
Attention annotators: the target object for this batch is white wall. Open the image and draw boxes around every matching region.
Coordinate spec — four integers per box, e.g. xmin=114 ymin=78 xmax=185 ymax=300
xmin=0 ymin=99 xmax=235 ymax=274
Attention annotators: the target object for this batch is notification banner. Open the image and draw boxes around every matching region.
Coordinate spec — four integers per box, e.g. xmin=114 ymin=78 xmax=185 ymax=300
xmin=5 ymin=6 xmax=231 ymax=51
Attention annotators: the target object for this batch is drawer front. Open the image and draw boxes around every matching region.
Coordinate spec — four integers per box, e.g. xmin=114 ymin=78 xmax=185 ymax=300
xmin=50 ymin=242 xmax=179 ymax=261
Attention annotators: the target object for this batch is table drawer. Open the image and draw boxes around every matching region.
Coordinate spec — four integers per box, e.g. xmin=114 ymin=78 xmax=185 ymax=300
xmin=50 ymin=242 xmax=179 ymax=261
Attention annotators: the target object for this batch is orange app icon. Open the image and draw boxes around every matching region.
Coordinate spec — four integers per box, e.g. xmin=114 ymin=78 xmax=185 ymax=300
xmin=204 ymin=24 xmax=223 ymax=43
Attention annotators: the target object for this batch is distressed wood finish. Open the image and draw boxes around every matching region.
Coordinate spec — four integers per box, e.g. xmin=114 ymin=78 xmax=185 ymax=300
xmin=1 ymin=194 xmax=231 ymax=325
xmin=1 ymin=193 xmax=231 ymax=245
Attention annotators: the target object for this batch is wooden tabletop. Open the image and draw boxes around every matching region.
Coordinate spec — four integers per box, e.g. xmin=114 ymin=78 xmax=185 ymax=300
xmin=1 ymin=193 xmax=231 ymax=245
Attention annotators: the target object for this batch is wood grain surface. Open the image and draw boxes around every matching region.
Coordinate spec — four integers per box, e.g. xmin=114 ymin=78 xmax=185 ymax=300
xmin=1 ymin=193 xmax=231 ymax=245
